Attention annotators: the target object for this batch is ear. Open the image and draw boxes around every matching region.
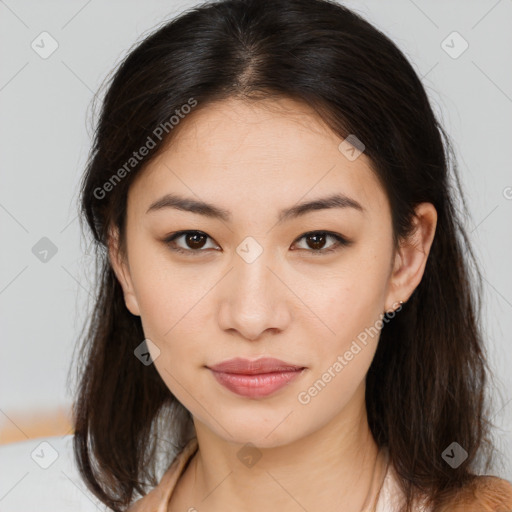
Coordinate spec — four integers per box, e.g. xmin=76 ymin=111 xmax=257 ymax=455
xmin=107 ymin=225 xmax=141 ymax=317
xmin=384 ymin=202 xmax=437 ymax=313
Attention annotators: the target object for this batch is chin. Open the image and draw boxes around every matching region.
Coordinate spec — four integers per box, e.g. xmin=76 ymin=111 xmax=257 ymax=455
xmin=207 ymin=411 xmax=306 ymax=449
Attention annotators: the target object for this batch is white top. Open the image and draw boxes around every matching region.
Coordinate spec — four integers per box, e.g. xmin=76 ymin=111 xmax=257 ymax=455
xmin=375 ymin=461 xmax=430 ymax=512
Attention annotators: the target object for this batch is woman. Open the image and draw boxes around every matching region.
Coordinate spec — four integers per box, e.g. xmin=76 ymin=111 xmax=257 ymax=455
xmin=71 ymin=0 xmax=512 ymax=510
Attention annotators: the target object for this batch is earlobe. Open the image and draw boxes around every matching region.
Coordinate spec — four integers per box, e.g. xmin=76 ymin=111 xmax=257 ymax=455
xmin=384 ymin=203 xmax=437 ymax=313
xmin=107 ymin=226 xmax=141 ymax=317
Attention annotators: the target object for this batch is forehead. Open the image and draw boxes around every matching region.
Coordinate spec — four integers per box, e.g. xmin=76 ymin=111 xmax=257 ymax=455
xmin=128 ymin=97 xmax=389 ymax=220
xmin=167 ymin=97 xmax=356 ymax=171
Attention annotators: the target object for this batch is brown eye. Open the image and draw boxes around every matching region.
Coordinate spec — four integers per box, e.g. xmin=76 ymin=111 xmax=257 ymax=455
xmin=293 ymin=231 xmax=351 ymax=255
xmin=165 ymin=231 xmax=218 ymax=255
xmin=183 ymin=232 xmax=208 ymax=249
xmin=305 ymin=233 xmax=327 ymax=250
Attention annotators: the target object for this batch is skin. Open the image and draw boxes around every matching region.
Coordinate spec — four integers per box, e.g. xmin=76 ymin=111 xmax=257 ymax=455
xmin=109 ymin=97 xmax=437 ymax=512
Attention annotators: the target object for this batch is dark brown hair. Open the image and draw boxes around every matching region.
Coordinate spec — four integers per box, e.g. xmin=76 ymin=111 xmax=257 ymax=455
xmin=71 ymin=0 xmax=498 ymax=510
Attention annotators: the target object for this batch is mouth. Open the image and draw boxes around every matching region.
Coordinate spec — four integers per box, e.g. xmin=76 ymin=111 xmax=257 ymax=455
xmin=207 ymin=357 xmax=306 ymax=399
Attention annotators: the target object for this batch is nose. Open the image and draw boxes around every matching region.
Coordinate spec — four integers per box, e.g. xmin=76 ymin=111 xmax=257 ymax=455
xmin=217 ymin=249 xmax=292 ymax=342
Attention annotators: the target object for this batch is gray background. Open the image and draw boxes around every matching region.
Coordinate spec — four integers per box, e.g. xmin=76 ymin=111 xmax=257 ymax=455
xmin=1 ymin=0 xmax=511 ymax=478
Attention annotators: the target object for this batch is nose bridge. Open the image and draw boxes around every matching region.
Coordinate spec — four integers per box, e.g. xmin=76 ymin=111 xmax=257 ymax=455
xmin=233 ymin=236 xmax=279 ymax=311
xmin=218 ymin=236 xmax=291 ymax=340
xmin=236 ymin=241 xmax=273 ymax=298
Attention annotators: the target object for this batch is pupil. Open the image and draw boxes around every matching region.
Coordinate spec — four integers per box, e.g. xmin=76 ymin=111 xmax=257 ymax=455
xmin=308 ymin=233 xmax=325 ymax=250
xmin=187 ymin=233 xmax=206 ymax=249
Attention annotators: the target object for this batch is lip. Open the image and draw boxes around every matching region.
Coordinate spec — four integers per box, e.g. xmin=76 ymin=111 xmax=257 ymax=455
xmin=207 ymin=357 xmax=306 ymax=399
xmin=208 ymin=357 xmax=304 ymax=374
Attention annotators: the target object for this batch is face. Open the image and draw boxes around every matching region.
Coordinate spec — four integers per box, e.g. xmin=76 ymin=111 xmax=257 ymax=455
xmin=109 ymin=97 xmax=434 ymax=448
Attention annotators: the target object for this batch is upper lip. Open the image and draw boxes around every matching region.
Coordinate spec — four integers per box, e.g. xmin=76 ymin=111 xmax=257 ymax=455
xmin=208 ymin=357 xmax=305 ymax=375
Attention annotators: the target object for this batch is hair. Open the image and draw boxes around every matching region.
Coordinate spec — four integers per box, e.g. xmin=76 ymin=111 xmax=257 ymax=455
xmin=71 ymin=0 xmax=498 ymax=510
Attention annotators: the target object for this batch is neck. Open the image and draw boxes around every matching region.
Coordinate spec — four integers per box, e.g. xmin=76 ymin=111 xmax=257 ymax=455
xmin=176 ymin=383 xmax=386 ymax=512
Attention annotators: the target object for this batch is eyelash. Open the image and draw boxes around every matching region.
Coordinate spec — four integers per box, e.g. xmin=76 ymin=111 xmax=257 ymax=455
xmin=163 ymin=230 xmax=351 ymax=257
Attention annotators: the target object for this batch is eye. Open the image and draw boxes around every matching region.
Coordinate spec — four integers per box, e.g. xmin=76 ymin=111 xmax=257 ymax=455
xmin=292 ymin=231 xmax=351 ymax=255
xmin=163 ymin=230 xmax=351 ymax=256
xmin=164 ymin=231 xmax=219 ymax=255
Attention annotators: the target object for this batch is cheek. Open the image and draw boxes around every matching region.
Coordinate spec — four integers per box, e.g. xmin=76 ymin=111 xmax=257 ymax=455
xmin=128 ymin=238 xmax=212 ymax=338
xmin=130 ymin=260 xmax=210 ymax=399
xmin=296 ymin=275 xmax=387 ymax=413
xmin=312 ymin=252 xmax=391 ymax=346
xmin=305 ymin=290 xmax=383 ymax=394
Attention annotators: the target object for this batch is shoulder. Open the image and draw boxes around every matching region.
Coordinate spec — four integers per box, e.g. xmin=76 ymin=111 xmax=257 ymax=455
xmin=439 ymin=476 xmax=512 ymax=512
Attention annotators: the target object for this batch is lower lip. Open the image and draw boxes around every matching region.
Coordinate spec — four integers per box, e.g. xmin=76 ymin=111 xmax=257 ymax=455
xmin=209 ymin=368 xmax=305 ymax=398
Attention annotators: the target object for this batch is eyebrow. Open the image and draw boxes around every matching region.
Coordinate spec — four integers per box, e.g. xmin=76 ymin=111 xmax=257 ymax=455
xmin=145 ymin=192 xmax=364 ymax=222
